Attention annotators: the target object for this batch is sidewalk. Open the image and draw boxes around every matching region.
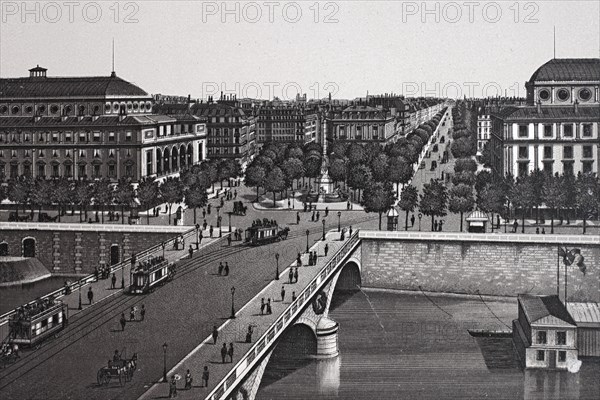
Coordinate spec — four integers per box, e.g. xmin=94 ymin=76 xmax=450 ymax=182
xmin=253 ymin=191 xmax=364 ymax=212
xmin=139 ymin=230 xmax=350 ymax=400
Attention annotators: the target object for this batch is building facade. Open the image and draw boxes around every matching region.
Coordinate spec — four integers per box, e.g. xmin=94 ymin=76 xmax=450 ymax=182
xmin=256 ymin=103 xmax=306 ymax=143
xmin=0 ymin=66 xmax=207 ymax=182
xmin=493 ymin=59 xmax=600 ymax=177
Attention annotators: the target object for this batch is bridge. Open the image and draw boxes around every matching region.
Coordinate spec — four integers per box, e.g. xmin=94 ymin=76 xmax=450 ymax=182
xmin=139 ymin=229 xmax=598 ymax=400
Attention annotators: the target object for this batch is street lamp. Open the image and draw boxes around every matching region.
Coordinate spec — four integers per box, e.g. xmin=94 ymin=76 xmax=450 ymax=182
xmin=161 ymin=242 xmax=166 ymax=258
xmin=195 ymin=224 xmax=200 ymax=249
xmin=162 ymin=342 xmax=168 ymax=382
xmin=275 ymin=253 xmax=279 ymax=280
xmin=78 ymin=282 xmax=82 ymax=310
xmin=306 ymin=229 xmax=310 ymax=253
xmin=418 ymin=213 xmax=423 ymax=231
xmin=322 ymin=218 xmax=326 ymax=241
xmin=337 ymin=211 xmax=341 ymax=232
xmin=230 ymin=286 xmax=236 ymax=319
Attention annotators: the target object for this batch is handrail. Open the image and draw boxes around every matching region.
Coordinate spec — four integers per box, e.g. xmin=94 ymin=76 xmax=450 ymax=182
xmin=204 ymin=229 xmax=361 ymax=400
xmin=0 ymin=227 xmax=198 ymax=324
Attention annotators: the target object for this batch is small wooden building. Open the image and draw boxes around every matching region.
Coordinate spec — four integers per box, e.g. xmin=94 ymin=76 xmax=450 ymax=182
xmin=513 ymin=294 xmax=578 ymax=370
xmin=567 ymin=302 xmax=600 ymax=357
xmin=466 ymin=210 xmax=488 ymax=233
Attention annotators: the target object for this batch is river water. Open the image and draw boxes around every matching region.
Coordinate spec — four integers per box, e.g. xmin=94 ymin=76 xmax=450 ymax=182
xmin=256 ymin=290 xmax=599 ymax=400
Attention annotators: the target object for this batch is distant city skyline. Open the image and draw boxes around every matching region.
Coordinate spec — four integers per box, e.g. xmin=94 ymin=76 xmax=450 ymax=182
xmin=1 ymin=0 xmax=599 ymax=99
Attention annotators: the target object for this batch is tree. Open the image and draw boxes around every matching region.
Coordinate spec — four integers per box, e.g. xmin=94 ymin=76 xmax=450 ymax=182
xmin=330 ymin=142 xmax=347 ymax=159
xmin=8 ymin=176 xmax=31 ymax=219
xmin=201 ymin=160 xmax=218 ymax=191
xmin=160 ymin=177 xmax=184 ymax=225
xmin=245 ymin=165 xmax=266 ymax=201
xmin=303 ymin=156 xmax=322 ymax=187
xmin=282 ymin=158 xmax=305 ymax=191
xmin=451 ymin=171 xmax=476 ymax=187
xmin=529 ymin=169 xmax=546 ymax=223
xmin=217 ymin=159 xmax=231 ymax=188
xmin=481 ymin=142 xmax=492 ymax=168
xmin=93 ymin=179 xmax=113 ymax=224
xmin=225 ymin=159 xmax=242 ymax=186
xmin=454 ymin=158 xmax=477 ymax=174
xmin=370 ymin=153 xmax=389 ymax=183
xmin=137 ymin=178 xmax=159 ymax=224
xmin=74 ymin=180 xmax=93 ymax=222
xmin=543 ymin=174 xmax=565 ymax=234
xmin=185 ymin=183 xmax=208 ymax=224
xmin=347 ymin=164 xmax=372 ymax=203
xmin=560 ymin=172 xmax=577 ymax=224
xmin=346 ymin=143 xmax=366 ymax=165
xmin=114 ymin=178 xmax=135 ymax=225
xmin=287 ymin=147 xmax=304 ymax=160
xmin=263 ymin=167 xmax=286 ymax=208
xmin=329 ymin=158 xmax=348 ymax=187
xmin=510 ymin=176 xmax=536 ymax=233
xmin=451 ymin=137 xmax=474 ymax=159
xmin=448 ymin=183 xmax=475 ymax=232
xmin=419 ymin=179 xmax=448 ymax=231
xmin=398 ymin=185 xmax=418 ymax=231
xmin=31 ymin=179 xmax=53 ymax=219
xmin=363 ymin=181 xmax=396 ymax=230
xmin=477 ymin=184 xmax=506 ymax=232
xmin=388 ymin=157 xmax=413 ymax=194
xmin=575 ymin=173 xmax=599 ymax=234
xmin=51 ymin=178 xmax=71 ymax=222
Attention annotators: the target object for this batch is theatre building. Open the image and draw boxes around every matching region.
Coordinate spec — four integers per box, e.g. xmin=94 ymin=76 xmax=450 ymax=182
xmin=0 ymin=66 xmax=207 ymax=182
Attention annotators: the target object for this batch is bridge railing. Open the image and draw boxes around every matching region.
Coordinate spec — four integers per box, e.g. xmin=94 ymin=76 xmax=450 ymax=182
xmin=0 ymin=226 xmax=200 ymax=329
xmin=204 ymin=229 xmax=361 ymax=400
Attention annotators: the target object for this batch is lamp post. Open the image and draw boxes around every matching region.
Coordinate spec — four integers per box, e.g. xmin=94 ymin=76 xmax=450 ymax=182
xmin=162 ymin=342 xmax=168 ymax=382
xmin=161 ymin=242 xmax=166 ymax=258
xmin=228 ymin=212 xmax=232 ymax=233
xmin=230 ymin=286 xmax=236 ymax=319
xmin=337 ymin=211 xmax=341 ymax=232
xmin=78 ymin=282 xmax=82 ymax=310
xmin=275 ymin=253 xmax=279 ymax=280
xmin=306 ymin=229 xmax=310 ymax=253
xmin=322 ymin=218 xmax=326 ymax=241
xmin=195 ymin=224 xmax=200 ymax=249
xmin=418 ymin=213 xmax=422 ymax=231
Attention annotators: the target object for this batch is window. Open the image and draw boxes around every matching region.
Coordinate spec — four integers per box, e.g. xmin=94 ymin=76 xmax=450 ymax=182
xmin=11 ymin=164 xmax=19 ymax=178
xmin=536 ymin=331 xmax=547 ymax=344
xmin=64 ymin=165 xmax=72 ymax=177
xmin=518 ymin=146 xmax=528 ymax=159
xmin=563 ymin=125 xmax=573 ymax=138
xmin=563 ymin=146 xmax=573 ymax=159
xmin=536 ymin=350 xmax=545 ymax=361
xmin=93 ymin=132 xmax=101 ymax=142
xmin=556 ymin=331 xmax=566 ymax=346
xmin=125 ymin=132 xmax=132 ymax=142
xmin=108 ymin=164 xmax=116 ymax=177
xmin=563 ymin=161 xmax=574 ymax=176
xmin=65 ymin=132 xmax=72 ymax=142
xmin=38 ymin=150 xmax=44 ymax=157
xmin=558 ymin=351 xmax=567 ymax=363
xmin=78 ymin=165 xmax=86 ymax=178
xmin=544 ymin=125 xmax=553 ymax=137
xmin=543 ymin=161 xmax=553 ymax=175
xmin=79 ymin=150 xmax=86 ymax=158
xmin=578 ymin=88 xmax=592 ymax=101
xmin=79 ymin=132 xmax=86 ymax=142
xmin=582 ymin=124 xmax=592 ymax=138
xmin=583 ymin=161 xmax=593 ymax=174
xmin=557 ymin=89 xmax=570 ymax=101
xmin=583 ymin=146 xmax=593 ymax=158
xmin=125 ymin=165 xmax=133 ymax=177
xmin=146 ymin=150 xmax=153 ymax=175
xmin=93 ymin=165 xmax=101 ymax=178
xmin=518 ymin=125 xmax=528 ymax=138
xmin=539 ymin=89 xmax=550 ymax=101
xmin=52 ymin=132 xmax=59 ymax=142
xmin=108 ymin=132 xmax=115 ymax=142
xmin=52 ymin=164 xmax=59 ymax=177
xmin=543 ymin=146 xmax=553 ymax=159
xmin=37 ymin=164 xmax=45 ymax=177
xmin=518 ymin=162 xmax=528 ymax=177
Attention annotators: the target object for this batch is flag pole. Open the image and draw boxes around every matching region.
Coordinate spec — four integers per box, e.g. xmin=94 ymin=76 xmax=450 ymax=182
xmin=564 ymin=249 xmax=568 ymax=308
xmin=557 ymin=245 xmax=560 ymax=297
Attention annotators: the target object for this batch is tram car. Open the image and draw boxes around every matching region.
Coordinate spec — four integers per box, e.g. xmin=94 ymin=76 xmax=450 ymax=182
xmin=8 ymin=299 xmax=68 ymax=347
xmin=245 ymin=219 xmax=290 ymax=245
xmin=129 ymin=256 xmax=175 ymax=294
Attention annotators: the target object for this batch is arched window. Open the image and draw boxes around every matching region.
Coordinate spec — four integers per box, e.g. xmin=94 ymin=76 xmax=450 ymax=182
xmin=0 ymin=241 xmax=8 ymax=256
xmin=110 ymin=244 xmax=120 ymax=266
xmin=22 ymin=237 xmax=36 ymax=258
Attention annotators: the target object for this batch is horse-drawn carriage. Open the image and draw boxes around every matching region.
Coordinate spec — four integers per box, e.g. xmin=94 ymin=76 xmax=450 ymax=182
xmin=97 ymin=351 xmax=138 ymax=386
xmin=232 ymin=201 xmax=247 ymax=215
xmin=245 ymin=219 xmax=290 ymax=246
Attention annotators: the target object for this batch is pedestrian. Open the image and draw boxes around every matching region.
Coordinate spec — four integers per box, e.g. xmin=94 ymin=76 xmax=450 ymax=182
xmin=202 ymin=366 xmax=209 ymax=387
xmin=542 ymin=228 xmax=546 ymax=234
xmin=120 ymin=313 xmax=126 ymax=331
xmin=140 ymin=304 xmax=146 ymax=321
xmin=181 ymin=235 xmax=185 ymax=248
xmin=207 ymin=204 xmax=212 ymax=214
xmin=340 ymin=228 xmax=345 ymax=241
xmin=434 ymin=220 xmax=438 ymax=231
xmin=228 ymin=343 xmax=234 ymax=363
xmin=296 ymin=212 xmax=300 ymax=225
xmin=324 ymin=243 xmax=329 ymax=256
xmin=234 ymin=190 xmax=237 ymax=199
xmin=111 ymin=273 xmax=116 ymax=289
xmin=218 ymin=262 xmax=223 ymax=275
xmin=212 ymin=325 xmax=219 ymax=344
xmin=224 ymin=262 xmax=229 ymax=276
xmin=203 ymin=219 xmax=207 ymax=230
xmin=94 ymin=267 xmax=99 ymax=282
xmin=288 ymin=268 xmax=294 ymax=284
xmin=260 ymin=298 xmax=265 ymax=315
xmin=221 ymin=343 xmax=227 ymax=363
xmin=246 ymin=325 xmax=253 ymax=343
xmin=292 ymin=291 xmax=297 ymax=301
xmin=288 ymin=198 xmax=291 ymax=208
xmin=185 ymin=370 xmax=193 ymax=390
xmin=311 ymin=211 xmax=315 ymax=222
xmin=438 ymin=220 xmax=443 ymax=231
xmin=227 ymin=235 xmax=232 ymax=246
xmin=169 ymin=374 xmax=177 ymax=398
xmin=347 ymin=200 xmax=350 ymax=210
xmin=325 ymin=207 xmax=329 ymax=217
xmin=294 ymin=267 xmax=298 ymax=283
xmin=87 ymin=287 xmax=94 ymax=304
xmin=266 ymin=298 xmax=272 ymax=314
xmin=296 ymin=253 xmax=302 ymax=267
xmin=210 ymin=225 xmax=214 ymax=238
xmin=281 ymin=286 xmax=286 ymax=302
xmin=174 ymin=237 xmax=179 ymax=250
xmin=349 ymin=226 xmax=353 ymax=237
xmin=12 ymin=343 xmax=20 ymax=358
xmin=513 ymin=220 xmax=518 ymax=233
xmin=189 ymin=245 xmax=194 ymax=259
xmin=198 ymin=231 xmax=203 ymax=248
xmin=411 ymin=214 xmax=415 ymax=227
xmin=536 ymin=227 xmax=540 ymax=234
xmin=316 ymin=211 xmax=320 ymax=221
xmin=129 ymin=306 xmax=135 ymax=321
xmin=202 ymin=208 xmax=206 ymax=219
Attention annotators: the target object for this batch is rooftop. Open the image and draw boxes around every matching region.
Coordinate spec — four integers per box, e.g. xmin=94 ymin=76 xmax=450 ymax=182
xmin=518 ymin=294 xmax=576 ymax=326
xmin=529 ymin=58 xmax=600 ymax=83
xmin=505 ymin=105 xmax=600 ymax=121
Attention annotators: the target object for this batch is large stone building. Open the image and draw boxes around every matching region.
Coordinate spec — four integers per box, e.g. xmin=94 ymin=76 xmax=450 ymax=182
xmin=491 ymin=58 xmax=599 ymax=177
xmin=255 ymin=102 xmax=306 ymax=143
xmin=0 ymin=66 xmax=207 ymax=182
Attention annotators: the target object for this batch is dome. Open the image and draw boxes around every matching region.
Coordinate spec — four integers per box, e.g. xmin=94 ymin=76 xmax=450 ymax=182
xmin=529 ymin=59 xmax=600 ymax=83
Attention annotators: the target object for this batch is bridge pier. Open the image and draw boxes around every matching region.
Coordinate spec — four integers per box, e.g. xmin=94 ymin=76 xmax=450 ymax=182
xmin=315 ymin=316 xmax=339 ymax=359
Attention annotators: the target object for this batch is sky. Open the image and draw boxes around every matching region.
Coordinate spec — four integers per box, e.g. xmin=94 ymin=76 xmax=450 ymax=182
xmin=1 ymin=0 xmax=599 ymax=99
